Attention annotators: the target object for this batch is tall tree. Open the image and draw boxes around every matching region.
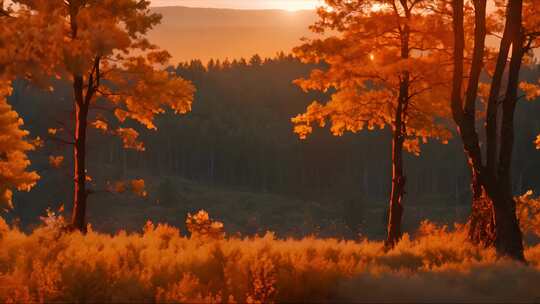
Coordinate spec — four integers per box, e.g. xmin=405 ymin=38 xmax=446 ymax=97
xmin=12 ymin=0 xmax=195 ymax=232
xmin=450 ymin=0 xmax=540 ymax=260
xmin=292 ymin=0 xmax=452 ymax=246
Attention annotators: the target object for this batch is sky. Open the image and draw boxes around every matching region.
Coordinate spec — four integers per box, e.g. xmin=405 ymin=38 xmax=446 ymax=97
xmin=150 ymin=0 xmax=322 ymax=11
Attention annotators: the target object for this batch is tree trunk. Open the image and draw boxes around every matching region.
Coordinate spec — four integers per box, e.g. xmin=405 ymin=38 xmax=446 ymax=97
xmin=386 ymin=1 xmax=410 ymax=247
xmin=452 ymin=0 xmax=525 ymax=261
xmin=492 ymin=2 xmax=525 ymax=261
xmin=492 ymin=195 xmax=524 ymax=260
xmin=451 ymin=0 xmax=496 ymax=246
xmin=485 ymin=17 xmax=514 ymax=178
xmin=457 ymin=0 xmax=498 ymax=246
xmin=71 ymin=76 xmax=89 ymax=233
xmin=468 ymin=177 xmax=496 ymax=246
xmin=386 ymin=127 xmax=405 ymax=247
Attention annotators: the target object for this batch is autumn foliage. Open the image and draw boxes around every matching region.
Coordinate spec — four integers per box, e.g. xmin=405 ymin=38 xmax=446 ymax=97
xmin=292 ymin=0 xmax=454 ymax=247
xmin=1 ymin=208 xmax=540 ymax=303
xmin=1 ymin=0 xmax=540 ymax=299
xmin=0 ymin=0 xmax=195 ymax=231
xmin=292 ymin=1 xmax=451 ymax=148
xmin=0 ymin=80 xmax=39 ymax=209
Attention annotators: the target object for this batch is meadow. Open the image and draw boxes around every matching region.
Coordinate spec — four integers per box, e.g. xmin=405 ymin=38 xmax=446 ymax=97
xmin=1 ymin=205 xmax=540 ymax=304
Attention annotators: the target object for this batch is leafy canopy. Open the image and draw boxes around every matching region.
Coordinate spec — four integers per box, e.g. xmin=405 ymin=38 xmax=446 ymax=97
xmin=292 ymin=0 xmax=453 ymax=154
xmin=0 ymin=2 xmax=64 ymax=208
xmin=11 ymin=0 xmax=195 ymax=151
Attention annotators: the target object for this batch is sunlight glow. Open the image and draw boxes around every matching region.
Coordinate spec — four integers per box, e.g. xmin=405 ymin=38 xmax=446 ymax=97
xmin=282 ymin=1 xmax=319 ymax=11
xmin=371 ymin=3 xmax=383 ymax=12
xmin=150 ymin=0 xmax=322 ymax=11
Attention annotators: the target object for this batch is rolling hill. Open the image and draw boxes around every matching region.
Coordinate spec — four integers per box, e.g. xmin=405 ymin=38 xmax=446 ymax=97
xmin=148 ymin=6 xmax=317 ymax=63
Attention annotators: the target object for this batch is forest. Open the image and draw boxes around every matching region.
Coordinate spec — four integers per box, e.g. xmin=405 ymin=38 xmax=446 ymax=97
xmin=1 ymin=0 xmax=540 ymax=303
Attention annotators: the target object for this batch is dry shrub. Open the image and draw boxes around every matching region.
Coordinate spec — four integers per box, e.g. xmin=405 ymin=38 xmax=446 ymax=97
xmin=0 ymin=211 xmax=539 ymax=303
xmin=186 ymin=210 xmax=225 ymax=240
xmin=246 ymin=255 xmax=276 ymax=303
xmin=517 ymin=191 xmax=540 ymax=238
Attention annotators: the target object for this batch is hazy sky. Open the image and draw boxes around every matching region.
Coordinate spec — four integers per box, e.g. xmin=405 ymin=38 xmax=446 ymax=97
xmin=150 ymin=0 xmax=322 ymax=11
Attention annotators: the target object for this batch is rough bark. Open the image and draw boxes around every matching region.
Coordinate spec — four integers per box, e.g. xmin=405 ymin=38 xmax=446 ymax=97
xmin=451 ymin=0 xmax=525 ymax=261
xmin=462 ymin=0 xmax=497 ymax=246
xmin=469 ymin=185 xmax=496 ymax=246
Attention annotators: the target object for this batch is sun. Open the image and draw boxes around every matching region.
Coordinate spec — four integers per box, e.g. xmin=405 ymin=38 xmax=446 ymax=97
xmin=280 ymin=0 xmax=320 ymax=12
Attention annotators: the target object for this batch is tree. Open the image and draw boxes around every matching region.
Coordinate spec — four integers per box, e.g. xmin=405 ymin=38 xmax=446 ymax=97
xmin=0 ymin=1 xmax=63 ymax=209
xmin=292 ymin=0 xmax=452 ymax=246
xmin=12 ymin=0 xmax=195 ymax=232
xmin=450 ymin=0 xmax=540 ymax=260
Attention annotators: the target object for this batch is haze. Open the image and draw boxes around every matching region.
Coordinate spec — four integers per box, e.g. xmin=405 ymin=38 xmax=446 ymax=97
xmin=148 ymin=6 xmax=318 ymax=63
xmin=151 ymin=0 xmax=322 ymax=10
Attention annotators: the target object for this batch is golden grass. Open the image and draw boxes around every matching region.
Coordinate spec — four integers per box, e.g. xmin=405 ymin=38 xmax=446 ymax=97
xmin=0 ymin=210 xmax=540 ymax=303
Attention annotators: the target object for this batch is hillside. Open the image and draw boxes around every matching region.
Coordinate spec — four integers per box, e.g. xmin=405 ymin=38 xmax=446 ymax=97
xmin=148 ymin=6 xmax=317 ymax=63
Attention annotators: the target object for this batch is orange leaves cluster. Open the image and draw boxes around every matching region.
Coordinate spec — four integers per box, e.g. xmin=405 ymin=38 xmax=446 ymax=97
xmin=0 ymin=3 xmax=62 ymax=206
xmin=91 ymin=121 xmax=147 ymax=151
xmin=106 ymin=56 xmax=195 ymax=131
xmin=0 ymin=2 xmax=63 ymax=85
xmin=91 ymin=120 xmax=108 ymax=133
xmin=518 ymin=80 xmax=540 ymax=150
xmin=130 ymin=179 xmax=147 ymax=197
xmin=81 ymin=13 xmax=195 ymax=151
xmin=1 ymin=0 xmax=194 ymax=207
xmin=292 ymin=89 xmax=394 ymax=139
xmin=0 ymin=80 xmax=39 ymax=209
xmin=186 ymin=210 xmax=225 ymax=240
xmin=521 ymin=0 xmax=540 ymax=50
xmin=516 ymin=191 xmax=540 ymax=238
xmin=520 ymin=81 xmax=540 ymax=101
xmin=115 ymin=128 xmax=145 ymax=151
xmin=10 ymin=0 xmax=195 ymax=152
xmin=107 ymin=179 xmax=147 ymax=197
xmin=48 ymin=156 xmax=64 ymax=168
xmin=47 ymin=128 xmax=59 ymax=136
xmin=403 ymin=138 xmax=421 ymax=156
xmin=291 ymin=0 xmax=453 ymax=152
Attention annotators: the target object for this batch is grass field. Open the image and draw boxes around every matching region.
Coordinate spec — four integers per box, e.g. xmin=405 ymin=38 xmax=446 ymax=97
xmin=1 ymin=211 xmax=540 ymax=303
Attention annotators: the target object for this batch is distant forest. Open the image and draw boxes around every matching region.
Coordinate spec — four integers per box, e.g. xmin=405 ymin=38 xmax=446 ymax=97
xmin=7 ymin=53 xmax=540 ymax=233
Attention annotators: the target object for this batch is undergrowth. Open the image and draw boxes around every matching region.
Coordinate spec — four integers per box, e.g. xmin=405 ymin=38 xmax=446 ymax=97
xmin=1 ymin=205 xmax=540 ymax=303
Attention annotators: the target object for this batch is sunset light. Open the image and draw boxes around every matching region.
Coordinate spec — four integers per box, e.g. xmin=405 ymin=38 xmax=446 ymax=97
xmin=1 ymin=0 xmax=540 ymax=303
xmin=150 ymin=0 xmax=322 ymax=11
xmin=281 ymin=1 xmax=320 ymax=11
xmin=371 ymin=3 xmax=384 ymax=12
